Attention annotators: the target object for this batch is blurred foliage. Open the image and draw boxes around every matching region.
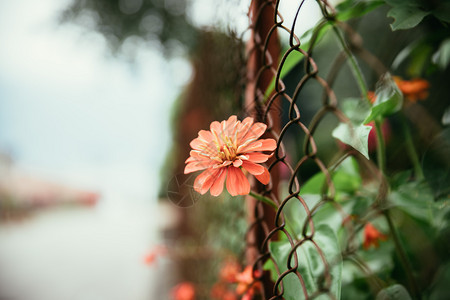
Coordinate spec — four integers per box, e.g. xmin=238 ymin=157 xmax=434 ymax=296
xmin=261 ymin=0 xmax=450 ymax=299
xmin=59 ymin=0 xmax=198 ymax=57
xmin=385 ymin=0 xmax=450 ymax=30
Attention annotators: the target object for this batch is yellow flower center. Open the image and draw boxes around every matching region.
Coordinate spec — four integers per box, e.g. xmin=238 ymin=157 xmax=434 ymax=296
xmin=217 ymin=135 xmax=237 ymax=162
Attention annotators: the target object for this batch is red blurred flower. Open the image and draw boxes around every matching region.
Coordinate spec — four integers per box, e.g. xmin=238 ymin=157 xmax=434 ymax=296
xmin=211 ymin=283 xmax=238 ymax=300
xmin=394 ymin=76 xmax=430 ymax=103
xmin=184 ymin=115 xmax=276 ymax=196
xmin=235 ymin=266 xmax=262 ymax=298
xmin=367 ymin=120 xmax=391 ymax=153
xmin=363 ymin=223 xmax=388 ymax=250
xmin=171 ymin=282 xmax=196 ymax=300
xmin=220 ymin=259 xmax=241 ymax=283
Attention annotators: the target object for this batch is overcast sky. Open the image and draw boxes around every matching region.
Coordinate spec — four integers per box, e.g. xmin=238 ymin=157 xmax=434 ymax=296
xmin=0 ymin=0 xmax=193 ymax=203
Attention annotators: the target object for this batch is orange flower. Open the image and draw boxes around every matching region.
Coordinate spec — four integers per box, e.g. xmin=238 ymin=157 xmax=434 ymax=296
xmin=394 ymin=76 xmax=430 ymax=103
xmin=171 ymin=282 xmax=196 ymax=300
xmin=235 ymin=266 xmax=261 ymax=297
xmin=184 ymin=116 xmax=276 ymax=196
xmin=211 ymin=283 xmax=238 ymax=300
xmin=363 ymin=223 xmax=387 ymax=250
xmin=220 ymin=260 xmax=241 ymax=283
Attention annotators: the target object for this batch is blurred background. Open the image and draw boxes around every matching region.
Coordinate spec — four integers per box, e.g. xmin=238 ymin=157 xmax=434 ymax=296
xmin=0 ymin=0 xmax=254 ymax=299
xmin=0 ymin=0 xmax=343 ymax=299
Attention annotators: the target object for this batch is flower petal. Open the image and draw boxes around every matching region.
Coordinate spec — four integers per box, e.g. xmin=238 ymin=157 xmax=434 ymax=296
xmin=198 ymin=130 xmax=214 ymax=143
xmin=242 ymin=122 xmax=267 ymax=141
xmin=189 ymin=138 xmax=218 ymax=156
xmin=255 ymin=167 xmax=270 ymax=185
xmin=210 ymin=121 xmax=222 ymax=133
xmin=236 ymin=117 xmax=254 ymax=142
xmin=241 ymin=160 xmax=265 ymax=175
xmin=185 ymin=150 xmax=209 ymax=163
xmin=233 ymin=159 xmax=243 ymax=167
xmin=245 ymin=152 xmax=272 ymax=163
xmin=223 ymin=115 xmax=238 ymax=136
xmin=194 ymin=168 xmax=219 ymax=194
xmin=210 ymin=168 xmax=227 ymax=196
xmin=184 ymin=160 xmax=217 ymax=174
xmin=226 ymin=167 xmax=250 ymax=196
xmin=240 ymin=138 xmax=277 ymax=152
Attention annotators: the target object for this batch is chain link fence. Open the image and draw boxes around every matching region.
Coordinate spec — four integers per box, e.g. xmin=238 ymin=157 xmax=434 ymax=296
xmin=244 ymin=1 xmax=385 ymax=299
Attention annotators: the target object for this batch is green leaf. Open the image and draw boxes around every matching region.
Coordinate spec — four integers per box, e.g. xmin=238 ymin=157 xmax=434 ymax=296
xmin=263 ymin=259 xmax=279 ymax=282
xmin=301 ymin=157 xmax=362 ymax=195
xmin=389 ymin=181 xmax=436 ymax=223
xmin=332 ymin=123 xmax=372 ymax=159
xmin=387 ymin=5 xmax=430 ymax=30
xmin=432 ymin=38 xmax=450 ymax=70
xmin=268 ymin=224 xmax=342 ymax=300
xmin=336 ymin=0 xmax=384 ymax=21
xmin=269 ymin=241 xmax=306 ymax=300
xmin=342 ymin=98 xmax=372 ymax=125
xmin=376 ymin=284 xmax=412 ymax=300
xmin=364 ymin=73 xmax=403 ymax=123
xmin=301 ymin=174 xmax=327 ymax=195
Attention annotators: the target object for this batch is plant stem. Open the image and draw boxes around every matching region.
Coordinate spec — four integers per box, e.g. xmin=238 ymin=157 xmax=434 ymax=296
xmin=374 ymin=119 xmax=386 ymax=175
xmin=400 ymin=113 xmax=424 ymax=180
xmin=249 ymin=191 xmax=278 ymax=209
xmin=332 ymin=26 xmax=368 ymax=100
xmin=332 ymin=25 xmax=388 ymax=174
xmin=384 ymin=210 xmax=420 ymax=299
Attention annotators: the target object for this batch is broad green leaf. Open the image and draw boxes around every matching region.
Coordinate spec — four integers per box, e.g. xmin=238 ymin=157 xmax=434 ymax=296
xmin=336 ymin=0 xmax=384 ymax=21
xmin=376 ymin=284 xmax=412 ymax=300
xmin=301 ymin=173 xmax=327 ymax=195
xmin=282 ymin=194 xmax=318 ymax=237
xmin=342 ymin=98 xmax=372 ymax=125
xmin=332 ymin=123 xmax=372 ymax=159
xmin=283 ymin=194 xmax=347 ymax=237
xmin=364 ymin=73 xmax=403 ymax=123
xmin=387 ymin=6 xmax=430 ymax=30
xmin=384 ymin=0 xmax=416 ymax=5
xmin=389 ymin=181 xmax=435 ymax=223
xmin=269 ymin=241 xmax=306 ymax=300
xmin=432 ymin=38 xmax=450 ymax=70
xmin=268 ymin=224 xmax=342 ymax=300
xmin=263 ymin=259 xmax=279 ymax=282
xmin=301 ymin=156 xmax=361 ymax=195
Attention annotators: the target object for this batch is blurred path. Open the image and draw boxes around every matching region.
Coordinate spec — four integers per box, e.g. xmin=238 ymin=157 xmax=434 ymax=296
xmin=0 ymin=201 xmax=173 ymax=300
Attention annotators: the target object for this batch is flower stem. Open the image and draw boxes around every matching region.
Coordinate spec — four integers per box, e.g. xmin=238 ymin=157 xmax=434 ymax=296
xmin=332 ymin=25 xmax=388 ymax=174
xmin=332 ymin=25 xmax=368 ymax=100
xmin=384 ymin=210 xmax=420 ymax=299
xmin=374 ymin=119 xmax=386 ymax=175
xmin=249 ymin=191 xmax=278 ymax=209
xmin=400 ymin=113 xmax=424 ymax=180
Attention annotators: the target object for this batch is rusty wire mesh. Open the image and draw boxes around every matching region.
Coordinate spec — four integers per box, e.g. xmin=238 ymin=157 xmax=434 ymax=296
xmin=243 ymin=0 xmax=385 ymax=299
